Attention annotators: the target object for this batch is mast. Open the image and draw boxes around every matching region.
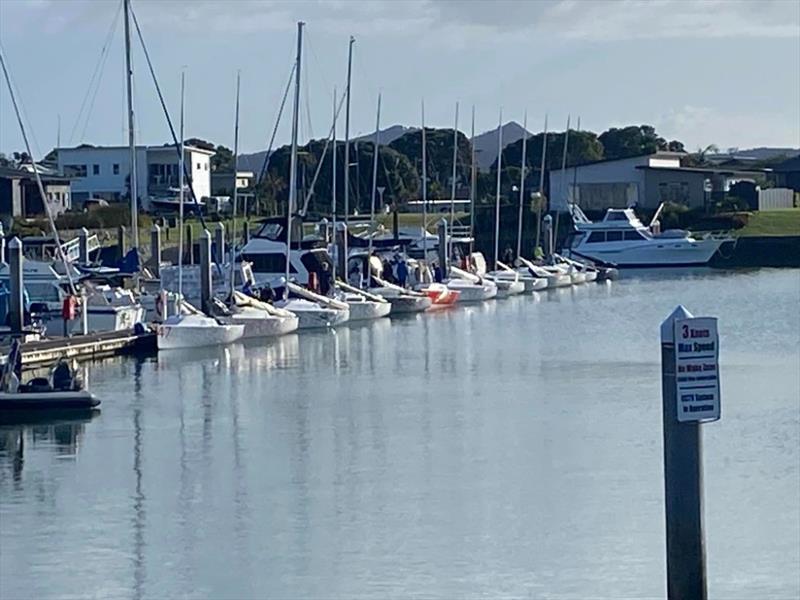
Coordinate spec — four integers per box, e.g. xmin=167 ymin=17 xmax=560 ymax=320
xmin=421 ymin=100 xmax=428 ymax=263
xmin=449 ymin=102 xmax=459 ymax=263
xmin=331 ymin=87 xmax=337 ymax=280
xmin=534 ymin=114 xmax=548 ymax=252
xmin=493 ymin=109 xmax=503 ymax=270
xmin=177 ymin=71 xmax=185 ymax=309
xmin=123 ymin=0 xmax=139 ymax=248
xmin=368 ymin=93 xmax=381 ymax=259
xmin=554 ymin=114 xmax=571 ymax=251
xmin=469 ymin=106 xmax=476 ymax=252
xmin=516 ymin=110 xmax=528 ymax=259
xmin=285 ymin=21 xmax=304 ymax=298
xmin=343 ymin=36 xmax=354 ymax=227
xmin=572 ymin=116 xmax=581 ymax=210
xmin=228 ymin=71 xmax=241 ymax=300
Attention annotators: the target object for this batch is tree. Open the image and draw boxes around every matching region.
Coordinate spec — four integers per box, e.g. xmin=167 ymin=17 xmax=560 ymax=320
xmin=682 ymin=144 xmax=719 ymax=167
xmin=0 ymin=153 xmax=10 ymax=167
xmin=211 ymin=145 xmax=234 ymax=172
xmin=389 ymin=128 xmax=472 ymax=199
xmin=598 ymin=125 xmax=668 ymax=160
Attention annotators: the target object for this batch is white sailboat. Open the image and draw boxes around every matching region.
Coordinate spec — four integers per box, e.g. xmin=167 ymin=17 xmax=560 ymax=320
xmin=219 ymin=292 xmax=298 ymax=339
xmin=156 ymin=72 xmax=243 ymax=350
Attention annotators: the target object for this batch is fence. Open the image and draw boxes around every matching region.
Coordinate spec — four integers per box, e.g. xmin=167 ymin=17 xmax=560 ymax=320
xmin=758 ymin=188 xmax=794 ymax=211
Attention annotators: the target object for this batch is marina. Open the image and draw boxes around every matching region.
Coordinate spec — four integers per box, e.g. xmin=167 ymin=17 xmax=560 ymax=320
xmin=0 ymin=268 xmax=797 ymax=598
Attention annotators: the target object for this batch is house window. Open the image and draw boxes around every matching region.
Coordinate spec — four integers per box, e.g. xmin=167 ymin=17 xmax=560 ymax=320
xmin=64 ymin=164 xmax=87 ymax=177
xmin=586 ymin=231 xmax=606 ymax=243
xmin=197 ymin=163 xmax=201 ymax=170
xmin=92 ymin=164 xmax=100 ymax=175
xmin=113 ymin=163 xmax=120 ymax=175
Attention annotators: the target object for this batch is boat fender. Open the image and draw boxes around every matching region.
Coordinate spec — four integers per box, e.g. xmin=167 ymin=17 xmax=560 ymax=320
xmin=62 ymin=295 xmax=78 ymax=320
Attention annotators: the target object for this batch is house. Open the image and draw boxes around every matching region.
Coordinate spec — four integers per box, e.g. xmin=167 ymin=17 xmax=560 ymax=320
xmin=210 ymin=170 xmax=255 ymax=196
xmin=548 ymin=151 xmax=768 ymax=213
xmin=770 ymin=154 xmax=800 ymax=193
xmin=55 ymin=143 xmax=215 ymax=209
xmin=0 ymin=166 xmax=72 ymax=218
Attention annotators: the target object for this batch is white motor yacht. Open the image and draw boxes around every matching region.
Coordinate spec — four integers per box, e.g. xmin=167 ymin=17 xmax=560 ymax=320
xmin=564 ymin=204 xmax=731 ymax=267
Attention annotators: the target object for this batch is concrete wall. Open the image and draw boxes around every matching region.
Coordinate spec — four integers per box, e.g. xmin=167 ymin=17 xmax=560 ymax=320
xmin=58 ymin=147 xmax=148 ymax=203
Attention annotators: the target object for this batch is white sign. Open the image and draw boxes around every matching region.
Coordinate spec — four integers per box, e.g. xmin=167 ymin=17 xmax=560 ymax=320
xmin=674 ymin=316 xmax=720 ymax=423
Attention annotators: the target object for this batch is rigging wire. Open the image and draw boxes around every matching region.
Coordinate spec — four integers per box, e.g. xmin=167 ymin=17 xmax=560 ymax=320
xmin=0 ymin=47 xmax=76 ymax=294
xmin=257 ymin=62 xmax=296 ymax=185
xmin=0 ymin=41 xmax=42 ymax=160
xmin=69 ymin=0 xmax=123 ymax=145
xmin=129 ymin=4 xmax=212 ymax=233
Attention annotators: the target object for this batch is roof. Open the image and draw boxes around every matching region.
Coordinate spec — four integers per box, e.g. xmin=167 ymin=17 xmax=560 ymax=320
xmin=56 ymin=144 xmax=215 ymax=156
xmin=0 ymin=166 xmax=71 ymax=182
xmin=552 ymin=151 xmax=687 ymax=171
xmin=635 ymin=165 xmax=770 ymax=175
xmin=771 ymin=155 xmax=800 ymax=173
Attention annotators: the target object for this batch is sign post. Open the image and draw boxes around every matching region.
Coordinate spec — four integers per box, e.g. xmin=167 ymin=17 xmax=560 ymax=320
xmin=660 ymin=305 xmax=720 ymax=600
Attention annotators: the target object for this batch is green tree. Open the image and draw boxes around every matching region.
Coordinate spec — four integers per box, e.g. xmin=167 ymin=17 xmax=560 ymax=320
xmin=389 ymin=128 xmax=472 ymax=199
xmin=598 ymin=125 xmax=668 ymax=160
xmin=211 ymin=145 xmax=234 ymax=172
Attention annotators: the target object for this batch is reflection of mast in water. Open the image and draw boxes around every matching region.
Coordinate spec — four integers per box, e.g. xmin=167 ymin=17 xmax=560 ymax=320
xmin=132 ymin=357 xmax=146 ymax=599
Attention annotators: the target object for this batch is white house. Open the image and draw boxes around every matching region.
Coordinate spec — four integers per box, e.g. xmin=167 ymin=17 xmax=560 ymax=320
xmin=56 ymin=144 xmax=214 ymax=209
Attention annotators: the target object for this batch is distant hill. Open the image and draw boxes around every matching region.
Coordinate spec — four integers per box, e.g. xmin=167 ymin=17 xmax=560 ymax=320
xmin=352 ymin=124 xmax=415 ymax=145
xmin=237 ymin=150 xmax=271 ymax=175
xmin=472 ymin=121 xmax=532 ymax=171
xmin=707 ymin=147 xmax=800 ymax=163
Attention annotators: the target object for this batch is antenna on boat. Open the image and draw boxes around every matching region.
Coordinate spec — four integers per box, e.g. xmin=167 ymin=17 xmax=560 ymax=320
xmin=367 ymin=92 xmax=381 ymax=260
xmin=343 ymin=36 xmax=354 ymax=228
xmin=493 ymin=108 xmax=503 ymax=271
xmin=554 ymin=114 xmax=571 ymax=250
xmin=534 ymin=114 xmax=548 ymax=252
xmin=449 ymin=102 xmax=459 ymax=264
xmin=177 ymin=69 xmax=186 ymax=312
xmin=516 ymin=110 xmax=529 ymax=260
xmin=285 ymin=21 xmax=304 ymax=300
xmin=122 ymin=0 xmax=139 ymax=249
xmin=229 ymin=70 xmax=241 ymax=301
xmin=0 ymin=48 xmax=76 ymax=295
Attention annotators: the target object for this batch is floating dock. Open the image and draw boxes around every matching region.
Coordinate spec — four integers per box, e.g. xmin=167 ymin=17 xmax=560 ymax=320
xmin=1 ymin=329 xmax=156 ymax=369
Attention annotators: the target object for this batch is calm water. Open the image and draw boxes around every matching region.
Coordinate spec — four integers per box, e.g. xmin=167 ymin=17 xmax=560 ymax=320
xmin=1 ymin=268 xmax=798 ymax=599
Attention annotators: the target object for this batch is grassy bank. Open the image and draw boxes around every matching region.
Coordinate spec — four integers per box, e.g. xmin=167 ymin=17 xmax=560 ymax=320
xmin=735 ymin=209 xmax=800 ymax=237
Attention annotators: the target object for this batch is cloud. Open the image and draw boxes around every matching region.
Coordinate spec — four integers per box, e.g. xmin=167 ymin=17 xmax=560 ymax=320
xmin=656 ymin=105 xmax=800 ymax=150
xmin=7 ymin=0 xmax=798 ymax=41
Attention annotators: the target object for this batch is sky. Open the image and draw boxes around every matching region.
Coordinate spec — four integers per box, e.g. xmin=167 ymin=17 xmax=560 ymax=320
xmin=1 ymin=0 xmax=799 ymax=159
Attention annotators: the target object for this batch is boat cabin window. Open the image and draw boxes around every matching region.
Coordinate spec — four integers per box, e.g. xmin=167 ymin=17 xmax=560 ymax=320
xmin=240 ymin=252 xmax=297 ymax=274
xmin=605 ymin=212 xmax=629 ymax=221
xmin=624 ymin=230 xmax=647 ymax=241
xmin=254 ymin=222 xmax=284 ymax=241
xmin=606 ymin=231 xmax=623 ymax=242
xmin=586 ymin=231 xmax=606 ymax=243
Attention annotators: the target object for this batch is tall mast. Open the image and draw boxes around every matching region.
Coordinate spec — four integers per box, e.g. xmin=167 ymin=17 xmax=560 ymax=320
xmin=572 ymin=116 xmax=581 ymax=209
xmin=449 ymin=102 xmax=459 ymax=262
xmin=516 ymin=110 xmax=528 ymax=259
xmin=368 ymin=93 xmax=381 ymax=259
xmin=177 ymin=71 xmax=185 ymax=308
xmin=228 ymin=71 xmax=241 ymax=300
xmin=421 ymin=100 xmax=428 ymax=262
xmin=469 ymin=106 xmax=476 ymax=252
xmin=285 ymin=21 xmax=304 ymax=298
xmin=534 ymin=114 xmax=548 ymax=252
xmin=343 ymin=36 xmax=354 ymax=227
xmin=554 ymin=114 xmax=571 ymax=251
xmin=493 ymin=109 xmax=503 ymax=270
xmin=123 ymin=0 xmax=138 ymax=248
xmin=331 ymin=87 xmax=337 ymax=280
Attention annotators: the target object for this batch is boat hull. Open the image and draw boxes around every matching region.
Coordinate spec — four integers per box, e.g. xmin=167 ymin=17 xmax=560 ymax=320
xmin=346 ymin=300 xmax=392 ymax=321
xmin=494 ymin=279 xmax=525 ymax=298
xmin=0 ymin=391 xmax=99 ymax=410
xmin=447 ymin=280 xmax=497 ymax=303
xmin=224 ymin=315 xmax=299 ymax=339
xmin=386 ymin=295 xmax=432 ymax=314
xmin=157 ymin=320 xmax=244 ymax=350
xmin=568 ymin=239 xmax=724 ymax=268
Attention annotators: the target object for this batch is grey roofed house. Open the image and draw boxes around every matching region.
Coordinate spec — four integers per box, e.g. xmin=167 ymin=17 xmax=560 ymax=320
xmin=0 ymin=165 xmax=72 ymax=218
xmin=548 ymin=151 xmax=769 ymax=213
xmin=770 ymin=154 xmax=800 ymax=192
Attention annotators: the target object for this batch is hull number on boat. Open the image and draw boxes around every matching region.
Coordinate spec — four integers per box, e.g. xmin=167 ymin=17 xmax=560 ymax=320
xmin=674 ymin=316 xmax=720 ymax=423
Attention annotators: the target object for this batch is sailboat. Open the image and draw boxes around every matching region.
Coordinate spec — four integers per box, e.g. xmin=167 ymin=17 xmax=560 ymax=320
xmin=273 ymin=22 xmax=350 ymax=329
xmin=156 ymin=72 xmax=244 ymax=349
